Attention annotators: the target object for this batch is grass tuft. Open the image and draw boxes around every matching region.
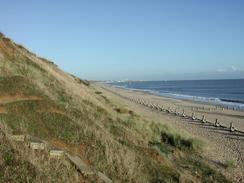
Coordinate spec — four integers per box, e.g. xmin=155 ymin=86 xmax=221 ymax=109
xmin=161 ymin=131 xmax=202 ymax=151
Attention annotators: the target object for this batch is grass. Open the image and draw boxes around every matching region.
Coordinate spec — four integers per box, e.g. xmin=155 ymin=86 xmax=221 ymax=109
xmin=57 ymin=90 xmax=72 ymax=104
xmin=0 ymin=129 xmax=82 ymax=183
xmin=161 ymin=131 xmax=203 ymax=151
xmin=95 ymin=91 xmax=102 ymax=95
xmin=149 ymin=141 xmax=172 ymax=155
xmin=223 ymin=159 xmax=236 ymax=169
xmin=0 ymin=138 xmax=37 ymax=183
xmin=178 ymin=155 xmax=231 ymax=183
xmin=145 ymin=159 xmax=180 ymax=183
xmin=0 ymin=89 xmax=229 ymax=183
xmin=0 ymin=76 xmax=42 ymax=96
xmin=0 ymin=37 xmax=233 ymax=183
xmin=1 ymin=99 xmax=86 ymax=143
xmin=114 ymin=107 xmax=135 ymax=116
xmin=41 ymin=112 xmax=83 ymax=143
xmin=101 ymin=95 xmax=110 ymax=104
xmin=17 ymin=65 xmax=32 ymax=77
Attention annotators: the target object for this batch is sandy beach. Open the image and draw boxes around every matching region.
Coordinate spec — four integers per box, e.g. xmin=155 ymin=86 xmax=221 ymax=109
xmin=99 ymin=84 xmax=244 ymax=182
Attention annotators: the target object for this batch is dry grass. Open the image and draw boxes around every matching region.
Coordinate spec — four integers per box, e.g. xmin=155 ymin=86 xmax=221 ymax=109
xmin=0 ymin=35 xmax=232 ymax=183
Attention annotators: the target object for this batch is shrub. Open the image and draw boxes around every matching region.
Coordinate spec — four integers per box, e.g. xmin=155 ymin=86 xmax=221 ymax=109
xmin=95 ymin=91 xmax=102 ymax=95
xmin=160 ymin=131 xmax=202 ymax=150
xmin=224 ymin=160 xmax=236 ymax=169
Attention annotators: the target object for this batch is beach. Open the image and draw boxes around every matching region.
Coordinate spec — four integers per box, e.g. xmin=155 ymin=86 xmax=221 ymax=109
xmin=99 ymin=83 xmax=244 ymax=182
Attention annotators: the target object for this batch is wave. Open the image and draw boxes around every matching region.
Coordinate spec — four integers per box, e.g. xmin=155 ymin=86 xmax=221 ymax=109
xmin=109 ymin=83 xmax=244 ymax=109
xmin=219 ymin=98 xmax=244 ymax=104
xmin=158 ymin=93 xmax=244 ymax=108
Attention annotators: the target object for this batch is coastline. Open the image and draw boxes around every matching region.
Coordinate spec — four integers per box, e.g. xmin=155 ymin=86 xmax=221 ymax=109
xmin=98 ymin=83 xmax=244 ymax=182
xmin=108 ymin=83 xmax=244 ymax=110
xmin=107 ymin=84 xmax=244 ymax=121
xmin=106 ymin=84 xmax=244 ymax=131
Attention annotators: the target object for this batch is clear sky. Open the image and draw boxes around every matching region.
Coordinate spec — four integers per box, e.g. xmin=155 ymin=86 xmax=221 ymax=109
xmin=1 ymin=0 xmax=244 ymax=80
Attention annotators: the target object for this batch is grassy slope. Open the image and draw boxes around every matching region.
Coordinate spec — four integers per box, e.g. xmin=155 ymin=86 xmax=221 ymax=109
xmin=0 ymin=33 xmax=232 ymax=183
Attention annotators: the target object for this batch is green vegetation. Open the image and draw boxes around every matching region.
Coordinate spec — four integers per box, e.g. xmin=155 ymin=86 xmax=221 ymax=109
xmin=0 ymin=76 xmax=42 ymax=96
xmin=41 ymin=112 xmax=83 ymax=143
xmin=0 ymin=130 xmax=82 ymax=183
xmin=149 ymin=141 xmax=172 ymax=155
xmin=178 ymin=156 xmax=231 ymax=183
xmin=57 ymin=90 xmax=72 ymax=104
xmin=223 ymin=159 xmax=236 ymax=169
xmin=1 ymin=99 xmax=86 ymax=143
xmin=114 ymin=106 xmax=134 ymax=116
xmin=95 ymin=91 xmax=102 ymax=95
xmin=17 ymin=65 xmax=32 ymax=77
xmin=161 ymin=131 xmax=203 ymax=151
xmin=0 ymin=35 xmax=232 ymax=182
xmin=0 ymin=137 xmax=36 ymax=182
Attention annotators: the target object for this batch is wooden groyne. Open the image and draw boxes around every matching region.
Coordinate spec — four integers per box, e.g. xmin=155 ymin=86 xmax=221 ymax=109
xmin=102 ymin=86 xmax=244 ymax=136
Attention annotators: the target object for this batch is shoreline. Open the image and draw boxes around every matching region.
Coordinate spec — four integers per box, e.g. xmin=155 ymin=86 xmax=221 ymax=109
xmin=107 ymin=83 xmax=244 ymax=110
xmin=105 ymin=84 xmax=244 ymax=132
xmin=98 ymin=83 xmax=244 ymax=182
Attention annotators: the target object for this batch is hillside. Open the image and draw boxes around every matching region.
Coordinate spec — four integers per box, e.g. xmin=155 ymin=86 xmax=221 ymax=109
xmin=0 ymin=33 xmax=232 ymax=183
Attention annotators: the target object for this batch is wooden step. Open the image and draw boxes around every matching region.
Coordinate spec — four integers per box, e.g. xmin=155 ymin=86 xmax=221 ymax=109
xmin=65 ymin=153 xmax=94 ymax=175
xmin=10 ymin=134 xmax=25 ymax=142
xmin=49 ymin=149 xmax=64 ymax=158
xmin=29 ymin=141 xmax=45 ymax=150
xmin=97 ymin=171 xmax=113 ymax=183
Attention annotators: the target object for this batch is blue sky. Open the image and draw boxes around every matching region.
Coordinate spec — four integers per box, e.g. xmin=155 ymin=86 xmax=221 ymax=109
xmin=1 ymin=0 xmax=244 ymax=80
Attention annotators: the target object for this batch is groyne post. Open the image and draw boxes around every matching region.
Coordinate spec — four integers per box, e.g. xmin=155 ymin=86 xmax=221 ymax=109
xmin=215 ymin=119 xmax=220 ymax=127
xmin=230 ymin=122 xmax=235 ymax=132
xmin=201 ymin=115 xmax=206 ymax=123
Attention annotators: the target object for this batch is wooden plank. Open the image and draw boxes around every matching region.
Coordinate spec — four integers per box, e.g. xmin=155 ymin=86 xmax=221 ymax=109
xmin=49 ymin=149 xmax=64 ymax=158
xmin=97 ymin=171 xmax=113 ymax=183
xmin=10 ymin=135 xmax=25 ymax=142
xmin=65 ymin=153 xmax=94 ymax=175
xmin=29 ymin=141 xmax=45 ymax=150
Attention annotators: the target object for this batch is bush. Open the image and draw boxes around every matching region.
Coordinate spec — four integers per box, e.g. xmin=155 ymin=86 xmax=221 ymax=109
xmin=224 ymin=160 xmax=236 ymax=169
xmin=161 ymin=131 xmax=202 ymax=151
xmin=95 ymin=91 xmax=102 ymax=95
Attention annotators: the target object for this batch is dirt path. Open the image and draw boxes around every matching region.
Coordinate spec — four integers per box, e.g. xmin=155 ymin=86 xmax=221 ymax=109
xmin=0 ymin=95 xmax=42 ymax=104
xmin=0 ymin=95 xmax=43 ymax=114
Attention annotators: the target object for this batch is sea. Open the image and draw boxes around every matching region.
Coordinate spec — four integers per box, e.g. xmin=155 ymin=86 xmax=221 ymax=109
xmin=109 ymin=79 xmax=244 ymax=109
